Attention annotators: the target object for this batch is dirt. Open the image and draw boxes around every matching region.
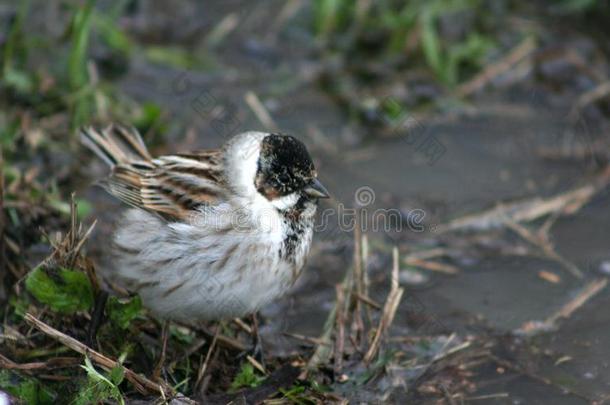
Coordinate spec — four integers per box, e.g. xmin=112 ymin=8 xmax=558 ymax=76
xmin=4 ymin=0 xmax=610 ymax=403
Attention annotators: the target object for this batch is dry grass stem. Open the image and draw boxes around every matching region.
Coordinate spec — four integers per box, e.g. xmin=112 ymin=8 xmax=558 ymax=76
xmin=351 ymin=217 xmax=365 ymax=345
xmin=244 ymin=91 xmax=278 ymax=132
xmin=571 ymin=81 xmax=610 ymax=118
xmin=187 ymin=323 xmax=247 ymax=352
xmin=354 ymin=292 xmax=381 ymax=310
xmin=333 ymin=283 xmax=347 ymax=373
xmin=0 ymin=147 xmax=5 ymax=284
xmin=363 ymin=247 xmax=404 ymax=364
xmin=196 ymin=324 xmax=220 ymax=390
xmin=283 ymin=332 xmax=332 ymax=347
xmin=405 ymin=258 xmax=460 ymax=275
xmin=403 ymin=247 xmax=451 ymax=261
xmin=437 ymin=172 xmax=610 ymax=233
xmin=505 ymin=220 xmax=583 ymax=278
xmin=0 ymin=353 xmax=80 ymax=372
xmin=464 ymin=393 xmax=510 ymax=401
xmin=361 ymin=236 xmax=375 ymax=327
xmin=488 ymin=354 xmax=593 ymax=402
xmin=546 ymin=278 xmax=607 ymax=324
xmin=246 ymin=355 xmax=267 ymax=375
xmin=306 ymin=125 xmax=339 ymax=156
xmin=305 ymin=304 xmax=336 ymax=372
xmin=206 ymin=13 xmax=239 ymax=46
xmin=24 ymin=313 xmax=173 ymax=397
xmin=233 ymin=318 xmax=253 ymax=335
xmin=456 ymin=36 xmax=536 ymax=97
xmin=516 ymin=278 xmax=608 ymax=336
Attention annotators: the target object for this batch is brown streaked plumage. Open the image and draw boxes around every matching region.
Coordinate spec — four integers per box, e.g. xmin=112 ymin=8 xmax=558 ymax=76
xmin=81 ymin=125 xmax=225 ymax=220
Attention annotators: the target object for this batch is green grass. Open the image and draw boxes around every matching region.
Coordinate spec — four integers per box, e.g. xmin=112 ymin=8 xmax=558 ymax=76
xmin=313 ymin=0 xmax=495 ymax=87
xmin=25 ymin=267 xmax=94 ymax=314
xmin=556 ymin=0 xmax=599 ymax=13
xmin=3 ymin=1 xmax=603 ymax=403
xmin=106 ymin=296 xmax=143 ymax=330
xmin=2 ymin=0 xmax=30 ymax=76
xmin=229 ymin=363 xmax=266 ymax=392
xmin=0 ymin=370 xmax=56 ymax=404
xmin=75 ymin=357 xmax=125 ymax=405
xmin=67 ymin=0 xmax=97 ymax=129
xmin=2 ymin=0 xmax=34 ymax=96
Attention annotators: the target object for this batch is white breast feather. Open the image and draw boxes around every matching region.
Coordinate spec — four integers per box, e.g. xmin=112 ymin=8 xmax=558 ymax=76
xmin=110 ymin=201 xmax=312 ymax=321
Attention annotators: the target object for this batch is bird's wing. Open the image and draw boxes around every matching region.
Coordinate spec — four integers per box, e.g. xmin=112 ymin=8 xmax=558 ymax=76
xmin=81 ymin=125 xmax=226 ymax=221
xmin=105 ymin=150 xmax=226 ymax=221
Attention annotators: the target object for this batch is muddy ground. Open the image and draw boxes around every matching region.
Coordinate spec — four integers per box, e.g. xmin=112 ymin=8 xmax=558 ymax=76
xmin=2 ymin=1 xmax=610 ymax=404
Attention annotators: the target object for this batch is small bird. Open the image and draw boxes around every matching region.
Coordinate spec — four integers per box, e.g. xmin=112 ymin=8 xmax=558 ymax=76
xmin=81 ymin=125 xmax=329 ymax=323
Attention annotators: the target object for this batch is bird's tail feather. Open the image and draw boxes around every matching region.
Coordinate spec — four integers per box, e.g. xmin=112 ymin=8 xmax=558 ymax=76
xmin=80 ymin=124 xmax=152 ymax=167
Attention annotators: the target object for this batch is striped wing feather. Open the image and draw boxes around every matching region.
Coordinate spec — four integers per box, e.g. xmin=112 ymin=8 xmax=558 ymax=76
xmin=81 ymin=125 xmax=225 ymax=220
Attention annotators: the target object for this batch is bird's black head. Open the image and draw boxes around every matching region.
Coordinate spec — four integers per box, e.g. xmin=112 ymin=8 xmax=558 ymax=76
xmin=255 ymin=134 xmax=329 ymax=201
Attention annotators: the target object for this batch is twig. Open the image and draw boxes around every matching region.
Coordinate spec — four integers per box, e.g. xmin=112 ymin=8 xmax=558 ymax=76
xmin=456 ymin=36 xmax=536 ymax=97
xmin=206 ymin=13 xmax=239 ymax=47
xmin=364 ymin=247 xmax=404 ymax=364
xmin=306 ymin=264 xmax=355 ymax=373
xmin=24 ymin=313 xmax=172 ymax=397
xmin=538 ymin=206 xmax=563 ymax=237
xmin=0 ymin=146 xmax=5 ymax=301
xmin=306 ymin=125 xmax=339 ymax=156
xmin=570 ymin=81 xmax=610 ymax=119
xmin=411 ymin=336 xmax=474 ymax=387
xmin=546 ymin=278 xmax=607 ymax=324
xmin=354 ymin=292 xmax=381 ymax=310
xmin=306 ymin=225 xmax=360 ymax=373
xmin=270 ymin=0 xmax=304 ymax=33
xmin=244 ymin=91 xmax=278 ymax=132
xmin=362 ymin=234 xmax=372 ymax=323
xmin=464 ymin=393 xmax=509 ymax=401
xmin=439 ymin=383 xmax=457 ymax=405
xmin=505 ymin=220 xmax=583 ymax=278
xmin=516 ymin=278 xmax=608 ymax=335
xmin=283 ymin=332 xmax=332 ymax=347
xmin=431 ymin=335 xmax=468 ymax=363
xmin=333 ymin=283 xmax=346 ymax=374
xmin=69 ymin=193 xmax=77 ymax=253
xmin=305 ymin=304 xmax=336 ymax=374
xmin=437 ymin=171 xmax=610 ymax=233
xmin=246 ymin=355 xmax=267 ymax=375
xmin=196 ymin=324 xmax=220 ymax=390
xmin=187 ymin=323 xmax=247 ymax=352
xmin=405 ymin=258 xmax=460 ymax=275
xmin=351 ymin=218 xmax=364 ymax=345
xmin=538 ymin=270 xmax=561 ymax=284
xmin=169 ymin=338 xmax=207 ymax=370
xmin=233 ymin=317 xmax=253 ymax=335
xmin=403 ymin=248 xmax=450 ymax=261
xmin=0 ymin=353 xmax=78 ymax=372
xmin=488 ymin=354 xmax=594 ymax=402
xmin=153 ymin=320 xmax=170 ymax=380
xmin=72 ymin=219 xmax=97 ymax=262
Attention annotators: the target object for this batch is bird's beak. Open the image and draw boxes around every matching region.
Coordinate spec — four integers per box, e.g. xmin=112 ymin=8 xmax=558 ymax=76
xmin=304 ymin=178 xmax=330 ymax=199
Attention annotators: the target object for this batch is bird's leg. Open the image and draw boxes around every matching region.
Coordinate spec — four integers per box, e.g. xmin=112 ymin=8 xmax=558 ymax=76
xmin=86 ymin=290 xmax=108 ymax=348
xmin=250 ymin=313 xmax=265 ymax=368
xmin=153 ymin=320 xmax=170 ymax=381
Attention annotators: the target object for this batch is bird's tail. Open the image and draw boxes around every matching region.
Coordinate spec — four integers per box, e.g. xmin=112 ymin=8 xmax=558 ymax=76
xmin=80 ymin=124 xmax=152 ymax=167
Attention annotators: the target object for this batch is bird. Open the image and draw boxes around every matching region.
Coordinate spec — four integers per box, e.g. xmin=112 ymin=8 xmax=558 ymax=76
xmin=80 ymin=124 xmax=329 ymax=324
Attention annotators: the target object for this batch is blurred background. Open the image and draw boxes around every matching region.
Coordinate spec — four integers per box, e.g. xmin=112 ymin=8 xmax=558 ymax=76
xmin=2 ymin=0 xmax=610 ymax=403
